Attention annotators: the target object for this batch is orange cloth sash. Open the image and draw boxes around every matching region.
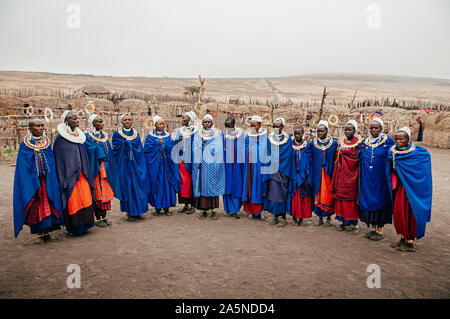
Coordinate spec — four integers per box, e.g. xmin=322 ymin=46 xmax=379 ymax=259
xmin=314 ymin=167 xmax=335 ymax=213
xmin=68 ymin=173 xmax=93 ymax=216
xmin=93 ymin=161 xmax=114 ymax=204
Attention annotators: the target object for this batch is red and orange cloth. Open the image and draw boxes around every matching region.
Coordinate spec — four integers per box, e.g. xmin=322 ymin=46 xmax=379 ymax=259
xmin=24 ymin=155 xmax=60 ymax=225
xmin=25 ymin=176 xmax=60 ymax=225
xmin=67 ymin=173 xmax=93 ymax=216
xmin=179 ymin=161 xmax=193 ymax=199
xmin=330 ymin=136 xmax=361 ymax=219
xmin=93 ymin=161 xmax=114 ymax=210
xmin=314 ymin=167 xmax=334 ymax=213
xmin=392 ymin=173 xmax=417 ymax=239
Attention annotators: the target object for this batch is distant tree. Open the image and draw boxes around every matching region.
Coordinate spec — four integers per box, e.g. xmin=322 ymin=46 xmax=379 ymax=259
xmin=184 ymin=86 xmax=201 ymax=99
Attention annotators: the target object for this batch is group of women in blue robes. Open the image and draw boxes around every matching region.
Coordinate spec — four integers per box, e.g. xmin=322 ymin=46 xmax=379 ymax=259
xmin=12 ymin=111 xmax=433 ymax=253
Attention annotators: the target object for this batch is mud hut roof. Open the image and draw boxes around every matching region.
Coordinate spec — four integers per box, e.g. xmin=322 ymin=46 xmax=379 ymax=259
xmin=80 ymin=85 xmax=112 ymax=95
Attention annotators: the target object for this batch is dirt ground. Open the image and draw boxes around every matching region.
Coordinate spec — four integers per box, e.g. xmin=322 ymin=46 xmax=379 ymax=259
xmin=0 ymin=143 xmax=449 ymax=299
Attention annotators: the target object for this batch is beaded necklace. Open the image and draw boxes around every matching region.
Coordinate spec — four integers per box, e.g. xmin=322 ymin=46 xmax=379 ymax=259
xmin=180 ymin=126 xmax=197 ymax=139
xmin=339 ymin=135 xmax=363 ymax=150
xmin=88 ymin=130 xmax=109 ymax=143
xmin=224 ymin=127 xmax=243 ymax=140
xmin=247 ymin=128 xmax=266 ymax=137
xmin=364 ymin=134 xmax=387 ymax=148
xmin=24 ymin=135 xmax=50 ymax=150
xmin=24 ymin=135 xmax=51 ymax=177
xmin=118 ymin=127 xmax=138 ymax=141
xmin=268 ymin=131 xmax=289 ymax=146
xmin=149 ymin=130 xmax=170 ymax=139
xmin=390 ymin=143 xmax=415 ymax=155
xmin=336 ymin=135 xmax=362 ymax=164
xmin=365 ymin=134 xmax=388 ymax=169
xmin=198 ymin=127 xmax=219 ymax=140
xmin=313 ymin=136 xmax=333 ymax=151
xmin=57 ymin=123 xmax=86 ymax=144
xmin=292 ymin=138 xmax=307 ymax=150
xmin=391 ymin=143 xmax=416 ymax=169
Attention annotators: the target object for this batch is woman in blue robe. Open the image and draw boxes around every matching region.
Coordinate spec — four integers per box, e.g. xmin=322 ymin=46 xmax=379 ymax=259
xmin=386 ymin=127 xmax=432 ymax=252
xmin=13 ymin=118 xmax=63 ymax=241
xmin=310 ymin=120 xmax=338 ymax=226
xmin=112 ymin=114 xmax=149 ymax=221
xmin=173 ymin=111 xmax=197 ymax=214
xmin=85 ymin=114 xmax=122 ymax=227
xmin=241 ymin=115 xmax=270 ymax=220
xmin=222 ymin=116 xmax=245 ymax=219
xmin=53 ymin=111 xmax=95 ymax=236
xmin=265 ymin=118 xmax=295 ymax=226
xmin=144 ymin=115 xmax=180 ymax=216
xmin=359 ymin=118 xmax=395 ymax=241
xmin=192 ymin=114 xmax=225 ymax=220
xmin=287 ymin=125 xmax=313 ymax=226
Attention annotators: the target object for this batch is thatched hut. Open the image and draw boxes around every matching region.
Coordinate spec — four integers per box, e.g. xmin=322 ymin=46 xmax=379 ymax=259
xmin=423 ymin=112 xmax=450 ymax=148
xmin=79 ymin=85 xmax=112 ymax=99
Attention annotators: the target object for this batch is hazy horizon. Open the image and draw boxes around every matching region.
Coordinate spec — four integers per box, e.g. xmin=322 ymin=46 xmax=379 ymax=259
xmin=1 ymin=0 xmax=449 ymax=79
xmin=2 ymin=70 xmax=450 ymax=81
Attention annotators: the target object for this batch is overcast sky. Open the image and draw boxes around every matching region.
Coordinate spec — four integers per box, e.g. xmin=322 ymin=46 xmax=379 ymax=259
xmin=0 ymin=0 xmax=449 ymax=78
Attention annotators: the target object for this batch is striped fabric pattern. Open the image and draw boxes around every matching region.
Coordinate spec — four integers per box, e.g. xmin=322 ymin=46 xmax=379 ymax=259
xmin=67 ymin=173 xmax=93 ymax=216
xmin=37 ymin=155 xmax=52 ymax=220
xmin=37 ymin=175 xmax=52 ymax=221
xmin=93 ymin=161 xmax=114 ymax=208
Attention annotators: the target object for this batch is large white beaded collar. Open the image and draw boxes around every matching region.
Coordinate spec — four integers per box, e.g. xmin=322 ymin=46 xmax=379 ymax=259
xmin=198 ymin=127 xmax=219 ymax=140
xmin=224 ymin=127 xmax=243 ymax=140
xmin=268 ymin=131 xmax=289 ymax=145
xmin=246 ymin=128 xmax=267 ymax=137
xmin=57 ymin=123 xmax=86 ymax=144
xmin=180 ymin=126 xmax=198 ymax=139
xmin=292 ymin=137 xmax=307 ymax=150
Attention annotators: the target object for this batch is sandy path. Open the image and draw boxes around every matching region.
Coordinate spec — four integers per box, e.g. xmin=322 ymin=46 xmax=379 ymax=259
xmin=0 ymin=143 xmax=449 ymax=299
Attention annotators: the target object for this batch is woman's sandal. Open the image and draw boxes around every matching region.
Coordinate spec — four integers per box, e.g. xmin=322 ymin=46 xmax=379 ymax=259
xmin=369 ymin=233 xmax=384 ymax=241
xmin=403 ymin=243 xmax=416 ymax=252
xmin=365 ymin=230 xmax=376 ymax=238
xmin=390 ymin=238 xmax=406 ymax=249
